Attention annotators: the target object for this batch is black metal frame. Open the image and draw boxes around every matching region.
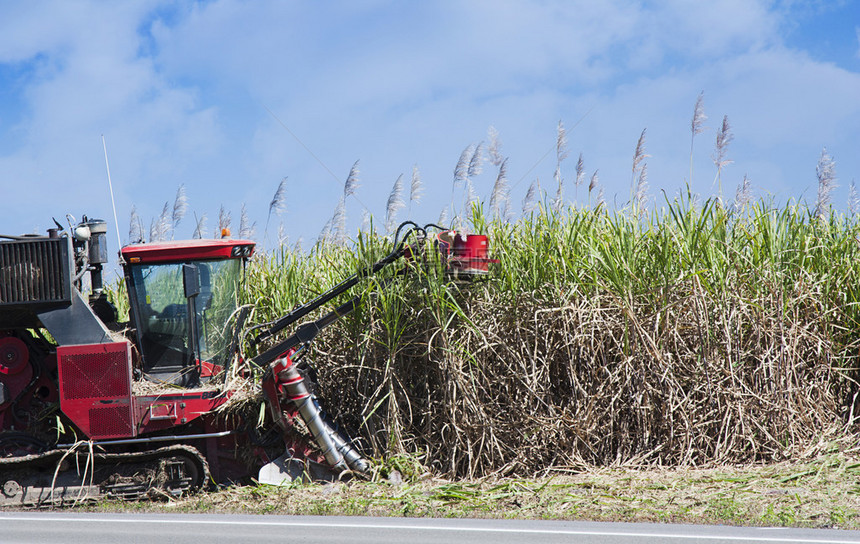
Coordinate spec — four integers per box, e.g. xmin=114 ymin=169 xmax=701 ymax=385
xmin=248 ymin=222 xmax=444 ymax=367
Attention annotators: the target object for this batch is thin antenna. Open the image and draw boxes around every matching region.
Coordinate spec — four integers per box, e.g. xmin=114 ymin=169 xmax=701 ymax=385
xmin=102 ymin=135 xmax=124 ymax=262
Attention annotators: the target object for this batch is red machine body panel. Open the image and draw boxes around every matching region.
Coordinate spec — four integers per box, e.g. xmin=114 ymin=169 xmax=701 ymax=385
xmin=133 ymin=390 xmax=232 ymax=435
xmin=121 ymin=239 xmax=255 ymax=264
xmin=57 ymin=341 xmax=135 ymax=440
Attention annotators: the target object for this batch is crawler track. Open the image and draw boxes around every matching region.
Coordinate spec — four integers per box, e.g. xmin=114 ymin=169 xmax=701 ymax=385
xmin=0 ymin=443 xmax=210 ymax=506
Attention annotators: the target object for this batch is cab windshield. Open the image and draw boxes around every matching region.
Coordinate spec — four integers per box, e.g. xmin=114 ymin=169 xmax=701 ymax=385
xmin=129 ymin=259 xmax=241 ymax=380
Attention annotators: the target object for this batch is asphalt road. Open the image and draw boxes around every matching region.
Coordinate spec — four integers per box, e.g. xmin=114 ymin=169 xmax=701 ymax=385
xmin=3 ymin=513 xmax=860 ymax=544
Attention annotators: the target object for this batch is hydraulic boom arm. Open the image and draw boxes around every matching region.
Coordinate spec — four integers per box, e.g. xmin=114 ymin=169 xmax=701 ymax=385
xmin=248 ymin=235 xmax=410 ymax=367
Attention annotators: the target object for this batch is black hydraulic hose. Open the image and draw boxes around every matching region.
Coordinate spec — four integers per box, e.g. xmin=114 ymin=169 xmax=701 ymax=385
xmin=250 ymin=294 xmax=362 ymax=367
xmin=248 ymin=221 xmax=440 ymax=365
xmin=250 ymin=269 xmax=404 ymax=368
xmin=392 ymin=221 xmax=420 ymax=242
xmin=58 ymin=430 xmax=237 ymax=448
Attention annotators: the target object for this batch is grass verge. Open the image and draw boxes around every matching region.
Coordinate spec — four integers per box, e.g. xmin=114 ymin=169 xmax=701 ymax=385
xmin=87 ymin=450 xmax=860 ymax=529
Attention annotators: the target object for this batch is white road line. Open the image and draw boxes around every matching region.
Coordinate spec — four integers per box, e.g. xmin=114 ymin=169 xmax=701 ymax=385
xmin=1 ymin=516 xmax=859 ymax=544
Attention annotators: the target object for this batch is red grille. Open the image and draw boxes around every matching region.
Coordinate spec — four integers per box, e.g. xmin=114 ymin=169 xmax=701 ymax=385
xmin=89 ymin=406 xmax=135 ymax=437
xmin=57 ymin=342 xmax=136 ymax=440
xmin=59 ymin=346 xmax=131 ymax=399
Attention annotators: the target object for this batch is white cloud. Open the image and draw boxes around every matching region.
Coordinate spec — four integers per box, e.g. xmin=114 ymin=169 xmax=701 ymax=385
xmin=1 ymin=0 xmax=859 ymax=245
xmin=646 ymin=0 xmax=779 ymax=58
xmin=0 ymin=1 xmax=230 ymax=239
xmin=145 ymin=0 xmax=788 ymax=127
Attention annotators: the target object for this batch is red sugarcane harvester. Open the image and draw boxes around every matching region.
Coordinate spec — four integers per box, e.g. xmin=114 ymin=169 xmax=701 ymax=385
xmin=0 ymin=216 xmax=496 ymax=506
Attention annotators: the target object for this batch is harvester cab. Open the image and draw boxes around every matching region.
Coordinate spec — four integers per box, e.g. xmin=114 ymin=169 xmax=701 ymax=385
xmin=120 ymin=239 xmax=255 ymax=387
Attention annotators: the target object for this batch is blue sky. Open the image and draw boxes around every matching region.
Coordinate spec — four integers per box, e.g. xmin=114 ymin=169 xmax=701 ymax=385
xmin=1 ymin=1 xmax=859 ymax=259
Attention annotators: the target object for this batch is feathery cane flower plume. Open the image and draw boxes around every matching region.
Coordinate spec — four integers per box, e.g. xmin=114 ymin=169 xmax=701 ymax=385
xmin=156 ymin=202 xmax=171 ymax=242
xmin=487 ymin=126 xmax=503 ymax=167
xmin=713 ymin=115 xmax=734 ymax=169
xmin=733 ymin=174 xmax=752 ymax=213
xmin=631 ymin=128 xmax=649 ymax=203
xmin=575 ymin=153 xmax=585 ymax=187
xmin=239 ymin=204 xmax=256 ymax=239
xmin=552 ymin=121 xmax=570 ymax=212
xmin=465 ymin=178 xmax=480 ymax=213
xmin=635 ymin=163 xmax=649 ymax=216
xmin=453 ymin=143 xmax=482 ymax=223
xmin=453 ymin=144 xmax=474 ymax=187
xmin=573 ymin=152 xmax=585 ymax=204
xmin=589 ymin=170 xmax=599 ymax=194
xmin=467 ymin=142 xmax=484 ymax=179
xmin=632 ymin=128 xmax=649 ymax=178
xmin=503 ymin=195 xmax=513 ymax=223
xmin=385 ymin=174 xmax=406 ymax=234
xmin=277 ymin=221 xmax=288 ymax=247
xmin=149 ymin=218 xmax=158 ymax=244
xmin=814 ymin=147 xmax=837 ymax=218
xmin=850 ymin=180 xmax=860 ymax=217
xmin=451 ymin=144 xmax=475 ymax=218
xmin=344 ymin=160 xmax=360 ymax=197
xmin=409 ymin=165 xmax=423 ymax=206
xmin=192 ymin=212 xmax=207 ymax=240
xmin=691 ymin=91 xmax=707 ymax=137
xmin=324 ymin=162 xmax=360 ymax=244
xmin=171 ymin=184 xmax=188 ymax=237
xmin=361 ymin=210 xmax=373 ymax=234
xmin=266 ymin=177 xmax=288 ymax=233
xmin=269 ymin=177 xmax=288 ymax=215
xmin=712 ymin=115 xmax=733 ymax=199
xmin=489 ymin=158 xmax=509 ymax=218
xmin=331 ymin=196 xmax=347 ymax=245
xmin=438 ymin=206 xmax=449 ymax=227
xmin=128 ymin=205 xmax=142 ymax=244
xmin=556 ymin=120 xmax=569 ymax=164
xmin=522 ymin=178 xmax=539 ymax=215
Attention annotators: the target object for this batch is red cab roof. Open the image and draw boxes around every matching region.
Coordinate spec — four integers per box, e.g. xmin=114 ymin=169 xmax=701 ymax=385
xmin=121 ymin=239 xmax=255 ymax=264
